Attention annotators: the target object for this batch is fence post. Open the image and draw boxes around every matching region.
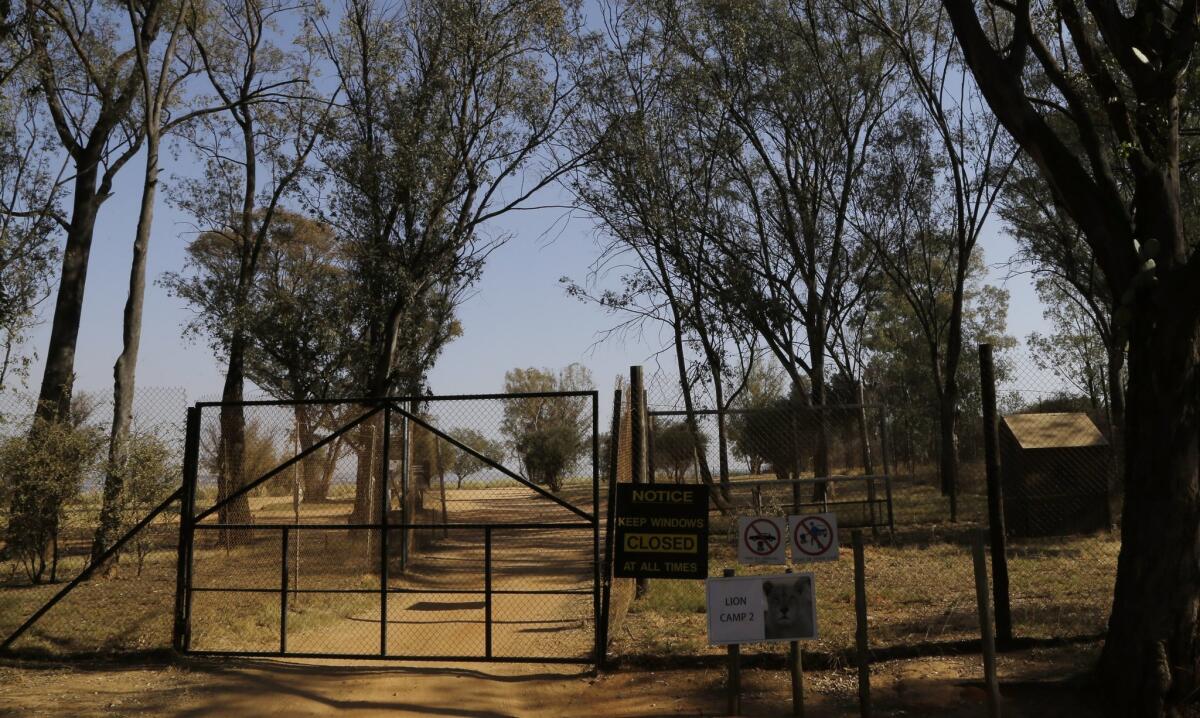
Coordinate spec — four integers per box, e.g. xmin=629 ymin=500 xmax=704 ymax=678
xmin=852 ymin=530 xmax=871 ymax=718
xmin=485 ymin=525 xmax=493 ymax=659
xmin=380 ymin=405 xmax=390 ymax=656
xmin=280 ymin=526 xmax=290 ymax=654
xmin=724 ymin=567 xmax=741 ymax=716
xmin=630 ymin=366 xmax=648 ymax=598
xmin=786 ymin=566 xmax=804 ymax=717
xmin=592 ymin=391 xmax=602 ymax=667
xmin=979 ymin=344 xmax=1013 ymax=646
xmin=399 ymin=409 xmax=410 ymax=573
xmin=599 ymin=389 xmax=623 ymax=668
xmin=972 ymin=532 xmax=1002 ymax=717
xmin=173 ymin=406 xmax=200 ymax=652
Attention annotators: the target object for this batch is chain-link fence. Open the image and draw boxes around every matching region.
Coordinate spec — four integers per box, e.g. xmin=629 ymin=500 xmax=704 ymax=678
xmin=992 ymin=349 xmax=1119 ymax=642
xmin=0 ymin=386 xmax=188 ymax=655
xmin=183 ymin=393 xmax=600 ymax=662
xmin=603 ymin=352 xmax=1116 ymax=664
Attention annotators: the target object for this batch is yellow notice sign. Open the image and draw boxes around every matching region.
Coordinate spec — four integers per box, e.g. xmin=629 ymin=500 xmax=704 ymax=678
xmin=622 ymin=533 xmax=699 ymax=553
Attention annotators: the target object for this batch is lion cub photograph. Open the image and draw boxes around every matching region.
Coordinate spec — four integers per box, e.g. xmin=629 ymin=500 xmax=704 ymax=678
xmin=762 ymin=575 xmax=815 ymax=640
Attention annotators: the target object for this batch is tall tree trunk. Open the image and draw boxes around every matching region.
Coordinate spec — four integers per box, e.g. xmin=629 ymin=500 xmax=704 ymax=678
xmin=1098 ymin=312 xmax=1200 ymax=715
xmin=809 ymin=331 xmax=831 ymax=503
xmin=1106 ymin=342 xmax=1126 ymax=466
xmin=938 ymin=261 xmax=968 ymax=517
xmin=92 ymin=134 xmax=161 ymax=562
xmin=217 ymin=331 xmax=252 ymax=530
xmin=35 ymin=157 xmax=103 ymax=423
xmin=295 ymin=405 xmax=328 ymax=501
xmin=5 ymin=154 xmax=102 ymax=553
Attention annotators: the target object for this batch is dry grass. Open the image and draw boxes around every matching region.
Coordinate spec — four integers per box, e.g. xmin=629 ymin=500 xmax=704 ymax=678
xmin=610 ymin=474 xmax=1117 ymax=661
xmin=1 ymin=472 xmax=1117 ymax=663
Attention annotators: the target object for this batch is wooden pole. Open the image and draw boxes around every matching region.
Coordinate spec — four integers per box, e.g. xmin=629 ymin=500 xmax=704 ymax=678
xmin=786 ymin=566 xmax=805 ymax=717
xmin=979 ymin=344 xmax=1012 ymax=645
xmin=631 ymin=366 xmax=648 ymax=598
xmin=852 ymin=530 xmax=871 ymax=718
xmin=724 ymin=567 xmax=741 ymax=716
xmin=972 ymin=532 xmax=1002 ymax=718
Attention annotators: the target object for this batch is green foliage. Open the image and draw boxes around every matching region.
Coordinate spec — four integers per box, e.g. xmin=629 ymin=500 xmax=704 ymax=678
xmin=0 ymin=414 xmax=105 ymax=583
xmin=110 ymin=431 xmax=178 ymax=574
xmin=501 ymin=365 xmax=593 ymax=492
xmin=201 ymin=418 xmax=285 ymax=497
xmin=651 ymin=420 xmax=707 ymax=483
xmin=1027 ymin=278 xmax=1113 ymax=413
xmin=443 ymin=428 xmax=505 ymax=488
xmin=728 ymin=359 xmax=789 ymax=474
xmin=865 ymin=251 xmax=1015 ymax=462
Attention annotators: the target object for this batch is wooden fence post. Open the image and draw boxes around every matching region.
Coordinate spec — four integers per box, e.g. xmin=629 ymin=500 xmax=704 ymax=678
xmin=853 ymin=530 xmax=871 ymax=718
xmin=972 ymin=532 xmax=1002 ymax=718
xmin=979 ymin=344 xmax=1013 ymax=646
xmin=724 ymin=567 xmax=741 ymax=716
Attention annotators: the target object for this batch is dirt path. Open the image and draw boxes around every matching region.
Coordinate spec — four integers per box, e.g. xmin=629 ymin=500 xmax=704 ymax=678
xmin=0 ymin=645 xmax=1102 ymax=717
xmin=269 ymin=487 xmax=597 ymax=660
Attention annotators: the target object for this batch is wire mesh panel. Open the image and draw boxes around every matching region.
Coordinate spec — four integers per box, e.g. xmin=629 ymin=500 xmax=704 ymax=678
xmin=993 ymin=351 xmax=1120 ymax=640
xmin=180 ymin=392 xmax=600 ymax=662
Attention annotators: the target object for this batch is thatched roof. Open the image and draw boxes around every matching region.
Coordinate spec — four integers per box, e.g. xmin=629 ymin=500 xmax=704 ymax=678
xmin=1001 ymin=412 xmax=1109 ymax=450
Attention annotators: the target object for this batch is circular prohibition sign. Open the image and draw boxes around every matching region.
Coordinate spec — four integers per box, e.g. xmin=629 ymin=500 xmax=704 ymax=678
xmin=742 ymin=518 xmax=782 ymax=556
xmin=792 ymin=515 xmax=834 ymax=557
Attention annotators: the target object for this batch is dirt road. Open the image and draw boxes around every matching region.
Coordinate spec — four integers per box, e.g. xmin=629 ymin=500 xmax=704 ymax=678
xmin=0 ymin=645 xmax=1103 ymax=717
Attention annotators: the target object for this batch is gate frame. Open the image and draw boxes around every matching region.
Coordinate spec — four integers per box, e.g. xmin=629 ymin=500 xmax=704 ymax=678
xmin=174 ymin=392 xmax=601 ymax=664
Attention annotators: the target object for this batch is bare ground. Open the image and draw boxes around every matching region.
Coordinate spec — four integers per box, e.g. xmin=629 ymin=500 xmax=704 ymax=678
xmin=0 ymin=643 xmax=1101 ymax=717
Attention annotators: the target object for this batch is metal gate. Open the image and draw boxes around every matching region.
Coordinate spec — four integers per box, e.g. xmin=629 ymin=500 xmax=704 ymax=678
xmin=172 ymin=392 xmax=600 ymax=663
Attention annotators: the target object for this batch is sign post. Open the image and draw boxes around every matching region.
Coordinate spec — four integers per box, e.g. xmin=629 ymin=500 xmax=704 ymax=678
xmin=614 ymin=485 xmax=708 ymax=580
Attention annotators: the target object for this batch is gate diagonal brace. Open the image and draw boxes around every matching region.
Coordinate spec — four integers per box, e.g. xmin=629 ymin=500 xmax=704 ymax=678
xmin=386 ymin=401 xmax=595 ymax=523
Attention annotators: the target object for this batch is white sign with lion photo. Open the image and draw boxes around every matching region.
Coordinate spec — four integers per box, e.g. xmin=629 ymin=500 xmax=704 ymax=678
xmin=705 ymin=574 xmax=817 ymax=645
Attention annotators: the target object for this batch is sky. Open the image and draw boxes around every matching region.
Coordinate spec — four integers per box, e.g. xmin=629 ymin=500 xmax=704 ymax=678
xmin=5 ymin=2 xmax=1051 ymax=410
xmin=9 ymin=173 xmax=1045 ymax=409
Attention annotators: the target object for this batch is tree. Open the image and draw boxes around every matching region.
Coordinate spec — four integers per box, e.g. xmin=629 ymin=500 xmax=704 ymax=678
xmin=566 ymin=0 xmax=756 ymax=505
xmin=728 ymin=358 xmax=787 ymax=475
xmin=165 ymin=0 xmax=325 ymax=528
xmin=0 ymin=69 xmax=59 ymax=392
xmin=651 ymin=420 xmax=707 ymax=484
xmin=663 ymin=0 xmax=902 ymax=502
xmin=940 ymin=3 xmax=1200 ymax=710
xmin=93 ymin=0 xmax=241 ymax=561
xmin=314 ymin=0 xmax=584 ymax=520
xmin=168 ymin=211 xmax=352 ymax=502
xmin=1000 ymin=154 xmax=1124 ymax=460
xmin=1027 ymin=278 xmax=1112 ymax=417
xmin=444 ymin=428 xmax=504 ymax=489
xmin=854 ymin=0 xmax=1016 ymax=515
xmin=0 ymin=394 xmax=104 ymax=583
xmin=864 ymin=252 xmax=1014 ymax=468
xmin=108 ymin=430 xmax=177 ymax=575
xmin=500 ymin=365 xmax=593 ymax=493
xmin=3 ymin=0 xmax=162 ymax=552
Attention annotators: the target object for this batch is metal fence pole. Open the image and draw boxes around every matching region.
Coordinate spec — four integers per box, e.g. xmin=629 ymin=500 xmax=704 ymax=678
xmin=173 ymin=406 xmax=200 ymax=652
xmin=280 ymin=527 xmax=290 ymax=654
xmin=599 ymin=389 xmax=623 ymax=669
xmin=979 ymin=344 xmax=1013 ymax=646
xmin=381 ymin=405 xmax=390 ymax=656
xmin=485 ymin=525 xmax=493 ymax=659
xmin=630 ymin=366 xmax=647 ymax=598
xmin=400 ymin=412 xmax=410 ymax=572
xmin=591 ymin=391 xmax=601 ymax=665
